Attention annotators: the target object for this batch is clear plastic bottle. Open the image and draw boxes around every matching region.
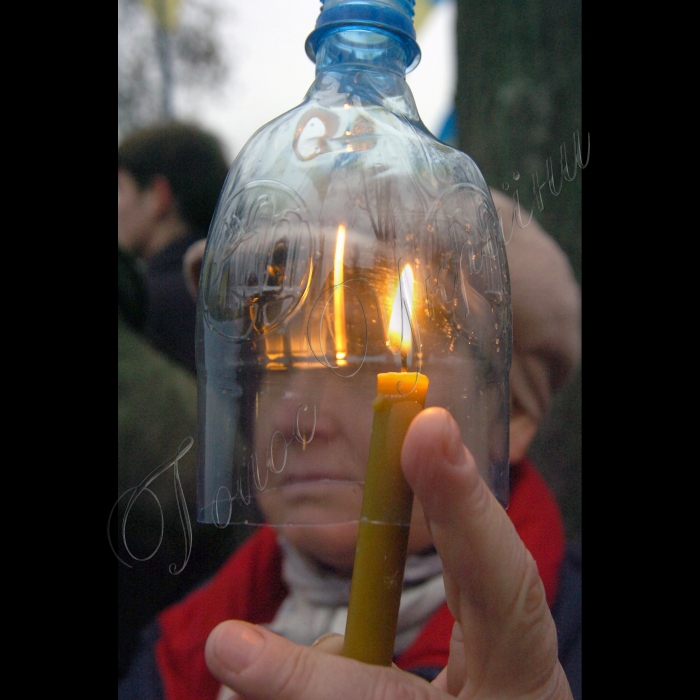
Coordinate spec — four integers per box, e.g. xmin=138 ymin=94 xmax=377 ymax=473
xmin=196 ymin=0 xmax=511 ymax=527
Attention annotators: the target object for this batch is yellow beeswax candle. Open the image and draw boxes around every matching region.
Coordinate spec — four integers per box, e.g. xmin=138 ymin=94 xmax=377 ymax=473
xmin=342 ymin=371 xmax=429 ymax=666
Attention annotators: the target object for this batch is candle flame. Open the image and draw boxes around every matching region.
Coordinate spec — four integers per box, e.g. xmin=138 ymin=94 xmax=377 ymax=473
xmin=388 ymin=264 xmax=414 ymax=363
xmin=334 ymin=225 xmax=347 ymax=364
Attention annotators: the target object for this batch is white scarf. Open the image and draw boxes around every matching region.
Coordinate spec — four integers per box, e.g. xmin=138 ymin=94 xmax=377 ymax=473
xmin=265 ymin=538 xmax=446 ymax=655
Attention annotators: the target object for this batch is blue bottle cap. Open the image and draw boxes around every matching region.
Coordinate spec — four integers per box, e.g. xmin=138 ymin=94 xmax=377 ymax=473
xmin=305 ymin=0 xmax=421 ymax=71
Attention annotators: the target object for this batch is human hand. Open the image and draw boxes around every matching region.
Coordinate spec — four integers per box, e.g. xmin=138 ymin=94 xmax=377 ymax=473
xmin=205 ymin=407 xmax=573 ymax=700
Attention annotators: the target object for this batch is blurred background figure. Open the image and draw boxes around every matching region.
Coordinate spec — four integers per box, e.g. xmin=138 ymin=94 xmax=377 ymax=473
xmin=118 ymin=245 xmax=242 ymax=681
xmin=118 ymin=121 xmax=229 ymax=374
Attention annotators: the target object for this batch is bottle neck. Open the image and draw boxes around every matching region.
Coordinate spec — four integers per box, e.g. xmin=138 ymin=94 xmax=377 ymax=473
xmin=313 ymin=29 xmax=411 ymax=77
xmin=307 ymin=29 xmax=421 ymax=123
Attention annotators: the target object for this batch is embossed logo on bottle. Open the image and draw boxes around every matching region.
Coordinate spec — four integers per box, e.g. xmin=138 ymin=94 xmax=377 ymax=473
xmin=202 ymin=181 xmax=314 ymax=340
xmin=423 ymin=184 xmax=511 ymax=365
xmin=293 ymin=107 xmax=377 ymax=161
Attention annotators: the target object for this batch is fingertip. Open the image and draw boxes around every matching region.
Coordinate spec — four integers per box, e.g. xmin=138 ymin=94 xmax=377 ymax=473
xmin=402 ymin=407 xmax=447 ymax=468
xmin=402 ymin=408 xmax=473 ymax=488
xmin=206 ymin=620 xmax=266 ymax=676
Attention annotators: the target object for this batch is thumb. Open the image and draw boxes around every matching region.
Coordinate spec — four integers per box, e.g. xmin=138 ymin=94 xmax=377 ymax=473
xmin=205 ymin=620 xmax=444 ymax=700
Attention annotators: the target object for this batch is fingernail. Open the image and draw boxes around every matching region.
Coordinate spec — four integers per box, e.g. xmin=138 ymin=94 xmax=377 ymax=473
xmin=311 ymin=632 xmax=342 ymax=648
xmin=442 ymin=414 xmax=465 ymax=466
xmin=214 ymin=622 xmax=265 ymax=673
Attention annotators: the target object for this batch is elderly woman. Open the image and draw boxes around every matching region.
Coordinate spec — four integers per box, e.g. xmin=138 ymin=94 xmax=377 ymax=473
xmin=120 ymin=189 xmax=581 ymax=700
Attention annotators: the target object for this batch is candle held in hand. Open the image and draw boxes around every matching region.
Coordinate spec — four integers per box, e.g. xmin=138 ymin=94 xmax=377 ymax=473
xmin=343 ymin=265 xmax=429 ymax=666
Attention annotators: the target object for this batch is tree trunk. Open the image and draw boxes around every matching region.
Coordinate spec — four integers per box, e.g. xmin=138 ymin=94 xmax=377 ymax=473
xmin=455 ymin=0 xmax=583 ymax=544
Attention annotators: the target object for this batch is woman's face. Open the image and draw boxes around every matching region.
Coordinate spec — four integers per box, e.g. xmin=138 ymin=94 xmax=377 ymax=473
xmin=253 ymin=365 xmax=433 ymax=574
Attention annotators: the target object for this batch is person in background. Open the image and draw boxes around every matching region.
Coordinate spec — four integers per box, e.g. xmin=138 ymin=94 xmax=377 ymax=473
xmin=117 ymin=247 xmax=241 ymax=681
xmin=118 ymin=122 xmax=229 ymax=374
xmin=120 ymin=190 xmax=581 ymax=700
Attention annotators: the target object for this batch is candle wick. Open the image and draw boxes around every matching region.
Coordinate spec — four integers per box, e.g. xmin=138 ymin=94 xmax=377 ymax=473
xmin=400 ymin=348 xmax=408 ymax=372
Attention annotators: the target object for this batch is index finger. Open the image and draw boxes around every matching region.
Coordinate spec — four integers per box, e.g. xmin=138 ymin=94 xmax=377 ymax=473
xmin=401 ymin=408 xmax=564 ymax=697
xmin=402 ymin=407 xmax=529 ymax=619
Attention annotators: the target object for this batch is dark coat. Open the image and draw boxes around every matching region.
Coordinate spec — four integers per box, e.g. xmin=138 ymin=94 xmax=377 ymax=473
xmin=144 ymin=231 xmax=206 ymax=375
